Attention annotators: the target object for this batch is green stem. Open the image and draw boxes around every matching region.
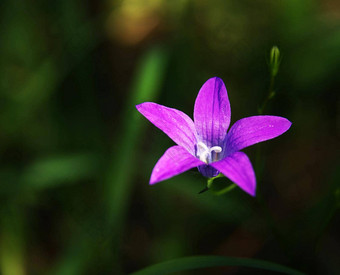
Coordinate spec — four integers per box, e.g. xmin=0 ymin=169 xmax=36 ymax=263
xmin=203 ymin=174 xmax=237 ymax=196
xmin=255 ymin=52 xmax=291 ymax=258
xmin=212 ymin=183 xmax=237 ymax=196
xmin=207 ymin=173 xmax=224 ymax=189
xmin=258 ymin=75 xmax=275 ymax=115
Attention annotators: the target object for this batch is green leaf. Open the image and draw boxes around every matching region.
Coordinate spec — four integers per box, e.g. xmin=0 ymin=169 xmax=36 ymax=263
xmin=102 ymin=46 xmax=168 ymax=272
xmin=105 ymin=46 xmax=168 ymax=222
xmin=131 ymin=255 xmax=305 ymax=275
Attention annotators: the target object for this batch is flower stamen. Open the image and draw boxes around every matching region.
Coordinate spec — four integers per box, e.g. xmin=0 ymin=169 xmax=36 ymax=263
xmin=196 ymin=142 xmax=222 ymax=164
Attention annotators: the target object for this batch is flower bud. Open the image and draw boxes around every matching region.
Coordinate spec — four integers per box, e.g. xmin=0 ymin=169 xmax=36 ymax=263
xmin=270 ymin=46 xmax=281 ymax=77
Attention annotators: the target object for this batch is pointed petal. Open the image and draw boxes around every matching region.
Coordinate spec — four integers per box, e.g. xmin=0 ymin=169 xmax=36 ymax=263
xmin=227 ymin=116 xmax=292 ymax=154
xmin=150 ymin=146 xmax=204 ymax=184
xmin=136 ymin=102 xmax=197 ymax=154
xmin=194 ymin=77 xmax=231 ymax=147
xmin=211 ymin=151 xmax=256 ymax=196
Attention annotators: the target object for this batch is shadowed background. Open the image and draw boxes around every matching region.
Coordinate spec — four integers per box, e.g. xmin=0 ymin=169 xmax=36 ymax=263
xmin=0 ymin=0 xmax=339 ymax=274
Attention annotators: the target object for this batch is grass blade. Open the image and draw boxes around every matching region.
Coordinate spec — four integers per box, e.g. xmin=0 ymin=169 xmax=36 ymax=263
xmin=131 ymin=255 xmax=305 ymax=275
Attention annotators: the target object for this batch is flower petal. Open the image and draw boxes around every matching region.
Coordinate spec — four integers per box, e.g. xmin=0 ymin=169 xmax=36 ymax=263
xmin=136 ymin=102 xmax=197 ymax=154
xmin=194 ymin=77 xmax=231 ymax=147
xmin=211 ymin=151 xmax=256 ymax=196
xmin=150 ymin=146 xmax=204 ymax=184
xmin=226 ymin=115 xmax=292 ymax=154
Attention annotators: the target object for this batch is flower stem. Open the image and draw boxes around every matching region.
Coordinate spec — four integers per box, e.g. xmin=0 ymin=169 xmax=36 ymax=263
xmin=207 ymin=173 xmax=224 ymax=189
xmin=254 ymin=46 xmax=290 ymax=258
xmin=258 ymin=46 xmax=281 ymax=115
xmin=258 ymin=75 xmax=275 ymax=115
xmin=199 ymin=174 xmax=236 ymax=196
xmin=212 ymin=183 xmax=237 ymax=196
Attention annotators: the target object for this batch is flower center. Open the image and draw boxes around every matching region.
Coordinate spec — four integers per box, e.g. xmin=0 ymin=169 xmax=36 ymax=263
xmin=196 ymin=142 xmax=222 ymax=164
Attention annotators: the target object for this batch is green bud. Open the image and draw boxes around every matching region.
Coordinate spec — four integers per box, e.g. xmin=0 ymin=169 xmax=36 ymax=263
xmin=269 ymin=46 xmax=281 ymax=77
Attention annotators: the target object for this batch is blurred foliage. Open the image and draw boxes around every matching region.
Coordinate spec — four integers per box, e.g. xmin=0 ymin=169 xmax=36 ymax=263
xmin=0 ymin=0 xmax=339 ymax=274
xmin=131 ymin=255 xmax=305 ymax=275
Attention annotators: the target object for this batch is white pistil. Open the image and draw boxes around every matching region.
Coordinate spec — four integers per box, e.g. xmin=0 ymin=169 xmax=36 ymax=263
xmin=197 ymin=142 xmax=222 ymax=164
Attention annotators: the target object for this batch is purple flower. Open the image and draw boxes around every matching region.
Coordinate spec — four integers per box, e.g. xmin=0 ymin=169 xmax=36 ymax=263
xmin=136 ymin=77 xmax=291 ymax=196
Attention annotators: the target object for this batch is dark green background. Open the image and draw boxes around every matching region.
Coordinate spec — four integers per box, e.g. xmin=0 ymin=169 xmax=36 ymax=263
xmin=0 ymin=0 xmax=339 ymax=274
